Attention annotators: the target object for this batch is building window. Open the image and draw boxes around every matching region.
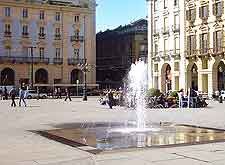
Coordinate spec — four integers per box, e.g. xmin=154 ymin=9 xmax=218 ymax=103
xmin=55 ymin=48 xmax=60 ymax=58
xmin=214 ymin=31 xmax=222 ymax=52
xmin=154 ymin=43 xmax=158 ymax=56
xmin=174 ymin=37 xmax=179 ymax=53
xmin=200 ymin=33 xmax=208 ymax=54
xmin=22 ymin=25 xmax=28 ymax=35
xmin=187 ymin=35 xmax=196 ymax=55
xmin=74 ymin=49 xmax=79 ymax=58
xmin=164 ymin=17 xmax=168 ymax=32
xmin=154 ymin=0 xmax=158 ymax=12
xmin=40 ymin=10 xmax=45 ymax=20
xmin=39 ymin=48 xmax=44 ymax=58
xmin=74 ymin=15 xmax=79 ymax=23
xmin=55 ymin=28 xmax=60 ymax=38
xmin=175 ymin=76 xmax=179 ymax=90
xmin=6 ymin=47 xmax=11 ymax=56
xmin=164 ymin=39 xmax=168 ymax=53
xmin=202 ymin=59 xmax=208 ymax=69
xmin=174 ymin=0 xmax=178 ymax=6
xmin=22 ymin=8 xmax=28 ymax=18
xmin=154 ymin=64 xmax=158 ymax=72
xmin=55 ymin=12 xmax=60 ymax=21
xmin=164 ymin=0 xmax=168 ymax=9
xmin=5 ymin=7 xmax=11 ymax=17
xmin=39 ymin=27 xmax=44 ymax=34
xmin=186 ymin=8 xmax=196 ymax=22
xmin=199 ymin=5 xmax=209 ymax=19
xmin=174 ymin=62 xmax=179 ymax=71
xmin=214 ymin=2 xmax=223 ymax=17
xmin=4 ymin=24 xmax=11 ymax=33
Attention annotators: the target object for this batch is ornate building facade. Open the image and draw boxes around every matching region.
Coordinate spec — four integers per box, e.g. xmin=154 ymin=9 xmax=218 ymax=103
xmin=147 ymin=0 xmax=186 ymax=93
xmin=185 ymin=0 xmax=225 ymax=95
xmin=0 ymin=0 xmax=96 ymax=88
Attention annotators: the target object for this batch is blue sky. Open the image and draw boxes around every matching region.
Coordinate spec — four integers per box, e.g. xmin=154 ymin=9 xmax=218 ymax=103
xmin=96 ymin=0 xmax=147 ymax=32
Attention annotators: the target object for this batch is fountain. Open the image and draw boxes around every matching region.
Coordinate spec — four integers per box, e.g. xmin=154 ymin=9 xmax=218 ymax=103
xmin=36 ymin=60 xmax=225 ymax=154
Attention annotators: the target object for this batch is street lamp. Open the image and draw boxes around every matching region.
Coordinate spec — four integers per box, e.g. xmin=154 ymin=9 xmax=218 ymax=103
xmin=28 ymin=46 xmax=36 ymax=88
xmin=78 ymin=59 xmax=91 ymax=101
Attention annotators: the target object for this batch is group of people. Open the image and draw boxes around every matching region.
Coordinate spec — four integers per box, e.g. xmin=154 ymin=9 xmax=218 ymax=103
xmin=8 ymin=83 xmax=27 ymax=107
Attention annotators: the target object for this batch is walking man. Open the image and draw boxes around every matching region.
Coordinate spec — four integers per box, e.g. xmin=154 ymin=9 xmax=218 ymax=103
xmin=9 ymin=87 xmax=17 ymax=107
xmin=107 ymin=89 xmax=114 ymax=109
xmin=19 ymin=83 xmax=27 ymax=107
xmin=65 ymin=88 xmax=72 ymax=101
xmin=4 ymin=86 xmax=8 ymax=100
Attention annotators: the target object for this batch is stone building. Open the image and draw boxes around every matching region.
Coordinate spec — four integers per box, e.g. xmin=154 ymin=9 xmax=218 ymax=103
xmin=96 ymin=19 xmax=148 ymax=89
xmin=147 ymin=0 xmax=186 ymax=93
xmin=0 ymin=0 xmax=96 ymax=88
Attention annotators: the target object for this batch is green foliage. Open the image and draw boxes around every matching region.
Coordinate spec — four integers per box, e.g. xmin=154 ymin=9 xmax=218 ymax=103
xmin=169 ymin=91 xmax=178 ymax=98
xmin=146 ymin=88 xmax=161 ymax=97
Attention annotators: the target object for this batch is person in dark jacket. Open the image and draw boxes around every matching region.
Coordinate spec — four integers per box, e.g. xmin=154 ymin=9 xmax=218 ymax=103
xmin=64 ymin=88 xmax=72 ymax=101
xmin=107 ymin=89 xmax=114 ymax=109
xmin=9 ymin=87 xmax=16 ymax=107
xmin=4 ymin=87 xmax=8 ymax=100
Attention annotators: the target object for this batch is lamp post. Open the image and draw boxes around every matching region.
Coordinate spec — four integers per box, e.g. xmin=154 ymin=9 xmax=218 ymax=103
xmin=78 ymin=59 xmax=88 ymax=101
xmin=28 ymin=46 xmax=36 ymax=88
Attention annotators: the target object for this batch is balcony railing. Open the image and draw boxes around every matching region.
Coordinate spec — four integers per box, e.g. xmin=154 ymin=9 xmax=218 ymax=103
xmin=70 ymin=35 xmax=84 ymax=42
xmin=68 ymin=58 xmax=86 ymax=65
xmin=162 ymin=26 xmax=169 ymax=35
xmin=22 ymin=32 xmax=29 ymax=38
xmin=39 ymin=33 xmax=46 ymax=39
xmin=32 ymin=57 xmax=49 ymax=64
xmin=211 ymin=47 xmax=225 ymax=56
xmin=4 ymin=31 xmax=12 ymax=37
xmin=54 ymin=34 xmax=61 ymax=40
xmin=0 ymin=56 xmax=29 ymax=63
xmin=53 ymin=58 xmax=63 ymax=64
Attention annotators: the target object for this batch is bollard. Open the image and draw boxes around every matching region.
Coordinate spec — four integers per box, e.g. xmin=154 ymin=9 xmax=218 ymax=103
xmin=219 ymin=95 xmax=223 ymax=103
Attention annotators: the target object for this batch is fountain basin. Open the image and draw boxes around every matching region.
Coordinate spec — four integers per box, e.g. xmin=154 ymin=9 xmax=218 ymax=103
xmin=36 ymin=122 xmax=225 ymax=154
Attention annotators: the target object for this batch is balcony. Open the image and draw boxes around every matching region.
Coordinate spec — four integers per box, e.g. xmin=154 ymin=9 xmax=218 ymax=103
xmin=70 ymin=35 xmax=84 ymax=42
xmin=0 ymin=56 xmax=29 ymax=64
xmin=186 ymin=49 xmax=198 ymax=59
xmin=153 ymin=30 xmax=160 ymax=37
xmin=32 ymin=57 xmax=49 ymax=64
xmin=171 ymin=49 xmax=180 ymax=59
xmin=54 ymin=34 xmax=61 ymax=40
xmin=172 ymin=24 xmax=180 ymax=33
xmin=4 ymin=31 xmax=12 ymax=38
xmin=22 ymin=32 xmax=29 ymax=38
xmin=53 ymin=58 xmax=63 ymax=64
xmin=39 ymin=33 xmax=46 ymax=39
xmin=211 ymin=47 xmax=224 ymax=57
xmin=68 ymin=58 xmax=86 ymax=65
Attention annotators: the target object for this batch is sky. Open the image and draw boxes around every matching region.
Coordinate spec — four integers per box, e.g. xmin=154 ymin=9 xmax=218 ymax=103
xmin=96 ymin=0 xmax=148 ymax=32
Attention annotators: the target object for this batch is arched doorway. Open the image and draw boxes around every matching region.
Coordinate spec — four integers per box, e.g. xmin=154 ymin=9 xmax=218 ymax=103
xmin=191 ymin=64 xmax=198 ymax=91
xmin=71 ymin=69 xmax=83 ymax=84
xmin=35 ymin=68 xmax=48 ymax=84
xmin=1 ymin=68 xmax=15 ymax=85
xmin=161 ymin=63 xmax=172 ymax=93
xmin=217 ymin=61 xmax=225 ymax=91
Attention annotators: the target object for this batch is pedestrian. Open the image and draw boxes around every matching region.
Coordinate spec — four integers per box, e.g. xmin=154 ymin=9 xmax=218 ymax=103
xmin=9 ymin=86 xmax=17 ymax=107
xmin=54 ymin=88 xmax=58 ymax=99
xmin=0 ymin=88 xmax=2 ymax=100
xmin=64 ymin=88 xmax=72 ymax=101
xmin=178 ymin=88 xmax=184 ymax=108
xmin=4 ymin=86 xmax=8 ymax=100
xmin=58 ymin=88 xmax=62 ymax=99
xmin=19 ymin=83 xmax=27 ymax=107
xmin=107 ymin=89 xmax=114 ymax=109
xmin=37 ymin=87 xmax=40 ymax=100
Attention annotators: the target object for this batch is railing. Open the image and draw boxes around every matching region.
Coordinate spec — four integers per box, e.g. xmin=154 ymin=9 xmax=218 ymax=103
xmin=68 ymin=58 xmax=86 ymax=65
xmin=162 ymin=26 xmax=169 ymax=35
xmin=39 ymin=33 xmax=46 ymax=39
xmin=54 ymin=34 xmax=61 ymax=40
xmin=70 ymin=35 xmax=84 ymax=42
xmin=4 ymin=31 xmax=11 ymax=37
xmin=32 ymin=57 xmax=49 ymax=64
xmin=53 ymin=58 xmax=63 ymax=64
xmin=22 ymin=33 xmax=29 ymax=38
xmin=0 ymin=56 xmax=29 ymax=63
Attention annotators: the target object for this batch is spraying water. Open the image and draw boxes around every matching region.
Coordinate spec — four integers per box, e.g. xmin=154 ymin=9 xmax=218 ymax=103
xmin=126 ymin=60 xmax=148 ymax=129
